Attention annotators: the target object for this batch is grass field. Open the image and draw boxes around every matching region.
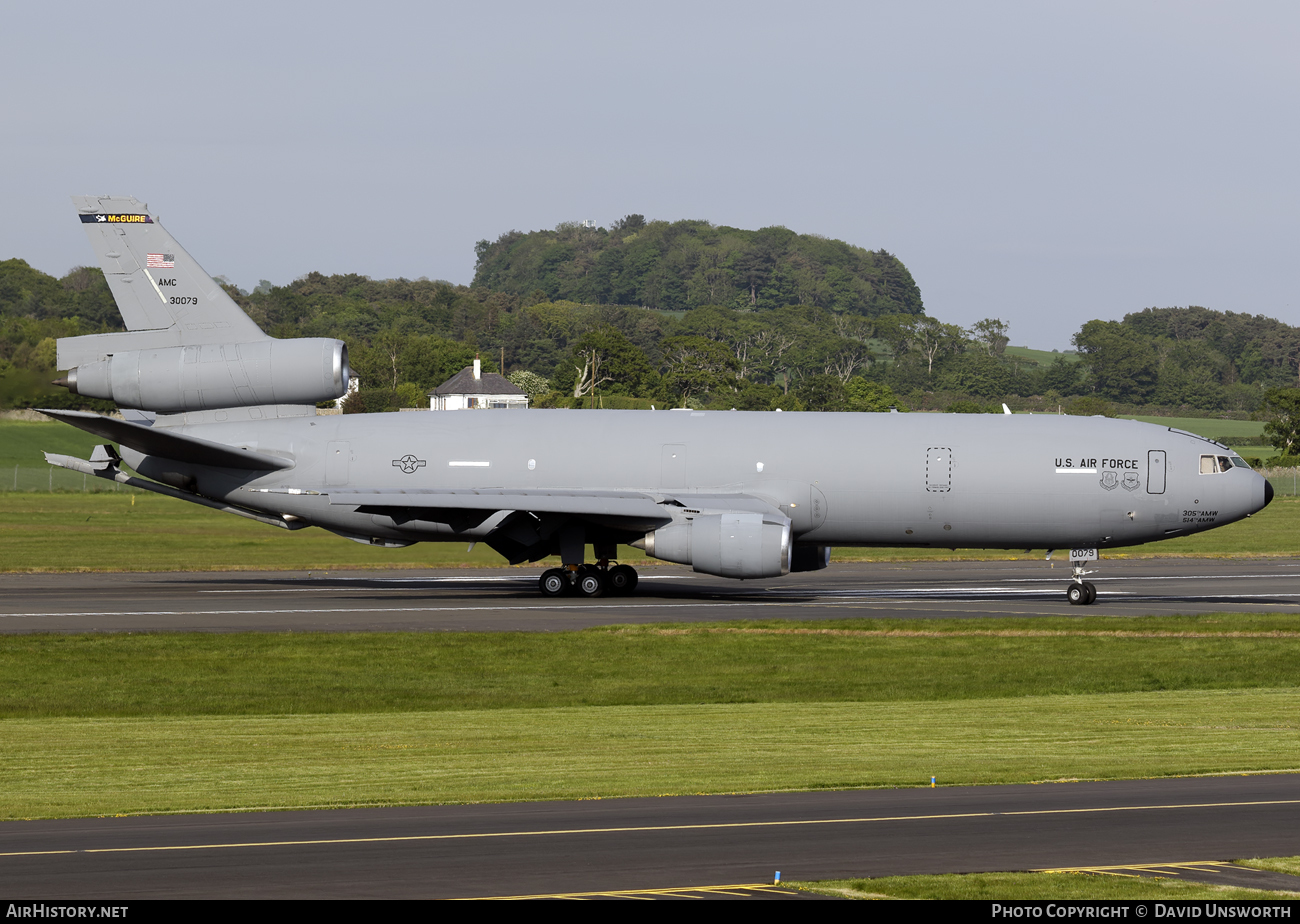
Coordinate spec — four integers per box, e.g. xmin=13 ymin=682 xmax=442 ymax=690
xmin=791 ymin=869 xmax=1300 ymax=900
xmin=0 ymin=419 xmax=102 ymax=468
xmin=1229 ymin=445 xmax=1275 ymax=461
xmin=2 ymin=616 xmax=1299 ymax=819
xmin=5 ymin=616 xmax=1300 ymax=716
xmin=1004 ymin=346 xmax=1078 ymax=365
xmin=5 ymin=690 xmax=1299 ymax=819
xmin=1120 ymin=415 xmax=1265 ymax=441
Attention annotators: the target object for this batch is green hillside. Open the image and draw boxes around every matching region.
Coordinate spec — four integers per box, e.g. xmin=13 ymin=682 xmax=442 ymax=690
xmin=473 ymin=216 xmax=925 ymax=316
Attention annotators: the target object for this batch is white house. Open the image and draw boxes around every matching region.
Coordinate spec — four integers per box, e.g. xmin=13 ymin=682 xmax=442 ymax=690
xmin=428 ymin=359 xmax=528 ymax=410
xmin=335 ymin=375 xmax=359 ymax=409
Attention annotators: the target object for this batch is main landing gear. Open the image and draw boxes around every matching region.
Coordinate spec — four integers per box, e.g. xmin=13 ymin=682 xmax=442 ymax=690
xmin=539 ymin=562 xmax=639 ymax=598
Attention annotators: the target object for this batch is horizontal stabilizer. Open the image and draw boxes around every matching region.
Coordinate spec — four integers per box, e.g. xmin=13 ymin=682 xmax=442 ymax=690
xmin=38 ymin=409 xmax=293 ymax=471
xmin=42 ymin=452 xmax=105 ymax=477
xmin=44 ymin=448 xmax=305 ymax=530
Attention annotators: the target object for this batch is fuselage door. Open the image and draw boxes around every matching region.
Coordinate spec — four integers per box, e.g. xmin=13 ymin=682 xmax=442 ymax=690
xmin=326 ymin=441 xmax=351 ymax=486
xmin=1147 ymin=450 xmax=1166 ymax=494
xmin=926 ymin=447 xmax=952 ymax=493
xmin=661 ymin=444 xmax=687 ymax=488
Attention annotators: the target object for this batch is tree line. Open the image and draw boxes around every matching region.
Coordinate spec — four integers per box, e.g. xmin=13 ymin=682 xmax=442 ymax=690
xmin=4 ymin=220 xmax=1300 ymax=418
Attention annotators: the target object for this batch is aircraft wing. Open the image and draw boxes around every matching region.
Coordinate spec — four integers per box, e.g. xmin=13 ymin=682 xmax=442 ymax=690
xmin=326 ymin=488 xmax=673 ymax=521
xmin=37 ymin=409 xmax=294 ymax=471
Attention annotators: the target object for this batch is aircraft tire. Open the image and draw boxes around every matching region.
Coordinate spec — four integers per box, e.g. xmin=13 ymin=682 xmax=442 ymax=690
xmin=1081 ymin=581 xmax=1097 ymax=605
xmin=577 ymin=571 xmax=606 ymax=598
xmin=540 ymin=568 xmax=571 ymax=597
xmin=607 ymin=564 xmax=638 ymax=596
xmin=1067 ymin=583 xmax=1087 ymax=605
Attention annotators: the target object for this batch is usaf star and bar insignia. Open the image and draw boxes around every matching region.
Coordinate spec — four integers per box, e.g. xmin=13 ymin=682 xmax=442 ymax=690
xmin=392 ymin=454 xmax=427 ymax=474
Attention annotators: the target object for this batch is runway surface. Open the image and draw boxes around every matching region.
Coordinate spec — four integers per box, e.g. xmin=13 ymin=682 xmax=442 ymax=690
xmin=2 ymin=775 xmax=1299 ymax=898
xmin=1 ymin=557 xmax=1298 ymax=633
xmin=3 ymin=559 xmax=1298 ymax=898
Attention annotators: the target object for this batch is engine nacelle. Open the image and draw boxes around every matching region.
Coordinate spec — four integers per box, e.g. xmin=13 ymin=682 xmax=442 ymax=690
xmin=639 ymin=512 xmax=791 ymax=579
xmin=61 ymin=339 xmax=349 ymax=413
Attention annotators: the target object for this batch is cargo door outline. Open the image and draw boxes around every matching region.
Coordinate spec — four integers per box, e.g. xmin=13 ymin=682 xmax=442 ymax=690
xmin=1147 ymin=450 xmax=1166 ymax=495
xmin=326 ymin=441 xmax=351 ymax=486
xmin=926 ymin=447 xmax=952 ymax=493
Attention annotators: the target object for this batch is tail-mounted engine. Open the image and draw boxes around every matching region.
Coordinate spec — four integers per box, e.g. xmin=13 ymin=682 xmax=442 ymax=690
xmin=57 ymin=196 xmax=351 ymax=415
xmin=57 ymin=338 xmax=349 ymax=413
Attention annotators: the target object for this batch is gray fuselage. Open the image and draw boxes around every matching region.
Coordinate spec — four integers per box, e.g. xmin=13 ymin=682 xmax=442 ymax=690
xmin=119 ymin=409 xmax=1270 ymax=554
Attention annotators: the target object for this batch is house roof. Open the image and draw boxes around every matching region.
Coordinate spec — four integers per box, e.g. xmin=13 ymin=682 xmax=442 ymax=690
xmin=428 ymin=366 xmax=525 ymax=396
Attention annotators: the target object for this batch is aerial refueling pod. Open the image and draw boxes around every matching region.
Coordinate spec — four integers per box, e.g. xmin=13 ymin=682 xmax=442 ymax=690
xmin=636 ymin=512 xmax=792 ymax=579
xmin=58 ymin=338 xmax=349 ymax=413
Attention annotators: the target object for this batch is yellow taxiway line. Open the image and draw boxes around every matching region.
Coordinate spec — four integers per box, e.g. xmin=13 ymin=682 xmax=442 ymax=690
xmin=1036 ymin=860 xmax=1235 ymax=878
xmin=463 ymin=883 xmax=791 ymax=900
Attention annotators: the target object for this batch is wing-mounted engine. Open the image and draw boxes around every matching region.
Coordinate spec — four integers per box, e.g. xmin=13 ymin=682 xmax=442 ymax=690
xmin=635 ymin=507 xmax=792 ymax=579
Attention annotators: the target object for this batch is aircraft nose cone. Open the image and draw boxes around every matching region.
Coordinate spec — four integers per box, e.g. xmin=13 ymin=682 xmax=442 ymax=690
xmin=1264 ymin=478 xmax=1274 ymax=508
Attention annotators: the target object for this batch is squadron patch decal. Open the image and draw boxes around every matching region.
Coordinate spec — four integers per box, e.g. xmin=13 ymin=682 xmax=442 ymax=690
xmin=79 ymin=214 xmax=153 ymax=223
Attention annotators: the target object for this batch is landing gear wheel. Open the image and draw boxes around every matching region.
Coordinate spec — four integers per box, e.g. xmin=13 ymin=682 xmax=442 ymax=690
xmin=539 ymin=568 xmax=571 ymax=597
xmin=1081 ymin=581 xmax=1097 ymax=605
xmin=577 ymin=570 xmax=606 ymax=597
xmin=607 ymin=564 xmax=638 ymax=596
xmin=1064 ymin=556 xmax=1099 ymax=606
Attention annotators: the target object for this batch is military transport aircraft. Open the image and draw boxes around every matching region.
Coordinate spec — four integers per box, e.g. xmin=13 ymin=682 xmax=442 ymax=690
xmin=43 ymin=196 xmax=1272 ymax=604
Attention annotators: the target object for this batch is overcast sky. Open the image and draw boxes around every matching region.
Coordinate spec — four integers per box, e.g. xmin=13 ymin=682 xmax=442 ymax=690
xmin=3 ymin=1 xmax=1296 ymax=349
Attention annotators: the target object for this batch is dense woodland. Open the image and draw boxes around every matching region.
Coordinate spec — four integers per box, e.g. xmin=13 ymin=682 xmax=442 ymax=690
xmin=4 ymin=216 xmax=1300 ymax=421
xmin=472 ymin=217 xmax=924 ymax=317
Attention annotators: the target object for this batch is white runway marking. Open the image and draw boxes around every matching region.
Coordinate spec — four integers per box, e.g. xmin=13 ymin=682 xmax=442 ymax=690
xmin=0 ymin=601 xmax=785 ymax=619
xmin=767 ymin=587 xmax=1300 ymax=600
xmin=6 ymin=590 xmax=1300 ymax=619
xmin=994 ymin=573 xmax=1300 ymax=584
xmin=199 ymin=575 xmax=683 ymax=593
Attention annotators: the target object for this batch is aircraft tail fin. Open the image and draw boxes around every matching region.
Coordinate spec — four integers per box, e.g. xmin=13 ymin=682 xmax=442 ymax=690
xmin=62 ymin=196 xmax=267 ymax=367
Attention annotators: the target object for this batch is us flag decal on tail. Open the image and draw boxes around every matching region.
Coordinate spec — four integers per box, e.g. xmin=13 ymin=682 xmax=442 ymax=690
xmin=146 ymin=253 xmax=175 ymax=268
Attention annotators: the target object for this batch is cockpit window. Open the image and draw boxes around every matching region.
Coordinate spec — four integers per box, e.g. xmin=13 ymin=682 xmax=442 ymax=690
xmin=1230 ymin=456 xmax=1252 ymax=469
xmin=1200 ymin=454 xmax=1234 ymax=474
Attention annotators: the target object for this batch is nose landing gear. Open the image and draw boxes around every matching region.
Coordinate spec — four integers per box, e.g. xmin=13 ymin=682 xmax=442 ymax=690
xmin=1066 ymin=578 xmax=1097 ymax=605
xmin=1064 ymin=552 xmax=1097 ymax=606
